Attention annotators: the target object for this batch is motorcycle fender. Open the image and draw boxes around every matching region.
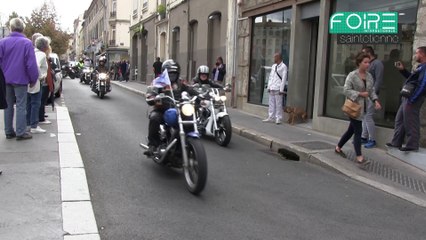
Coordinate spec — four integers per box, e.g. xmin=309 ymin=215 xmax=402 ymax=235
xmin=216 ymin=112 xmax=228 ymax=119
xmin=186 ymin=131 xmax=200 ymax=138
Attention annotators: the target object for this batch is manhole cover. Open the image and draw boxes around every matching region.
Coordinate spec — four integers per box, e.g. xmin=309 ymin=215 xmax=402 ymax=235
xmin=292 ymin=141 xmax=335 ymax=151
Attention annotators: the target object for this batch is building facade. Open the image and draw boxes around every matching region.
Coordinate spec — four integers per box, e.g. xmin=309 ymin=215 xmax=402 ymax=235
xmin=107 ymin=0 xmax=132 ymax=64
xmin=236 ymin=0 xmax=426 ymax=147
xmin=129 ymin=0 xmax=229 ymax=84
xmin=79 ymin=0 xmax=131 ymax=65
xmin=70 ymin=14 xmax=84 ymax=61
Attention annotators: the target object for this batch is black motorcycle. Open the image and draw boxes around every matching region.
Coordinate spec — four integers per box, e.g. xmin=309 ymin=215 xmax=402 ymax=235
xmin=61 ymin=64 xmax=78 ymax=79
xmin=140 ymin=91 xmax=208 ymax=195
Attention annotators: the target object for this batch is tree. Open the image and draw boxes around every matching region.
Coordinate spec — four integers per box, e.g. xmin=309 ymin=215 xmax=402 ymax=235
xmin=22 ymin=1 xmax=71 ymax=56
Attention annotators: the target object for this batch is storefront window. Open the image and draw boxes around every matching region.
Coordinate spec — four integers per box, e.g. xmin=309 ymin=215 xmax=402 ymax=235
xmin=325 ymin=0 xmax=418 ymax=127
xmin=248 ymin=9 xmax=292 ymax=105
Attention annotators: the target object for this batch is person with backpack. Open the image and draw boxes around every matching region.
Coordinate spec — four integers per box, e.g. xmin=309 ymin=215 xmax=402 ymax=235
xmin=262 ymin=52 xmax=288 ymax=125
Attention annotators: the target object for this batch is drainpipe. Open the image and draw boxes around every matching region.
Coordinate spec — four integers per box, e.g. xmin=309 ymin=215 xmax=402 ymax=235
xmin=186 ymin=0 xmax=191 ymax=80
xmin=231 ymin=0 xmax=240 ymax=108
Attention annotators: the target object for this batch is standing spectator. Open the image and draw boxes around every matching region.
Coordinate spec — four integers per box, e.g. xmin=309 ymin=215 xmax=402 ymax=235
xmin=335 ymin=52 xmax=381 ymax=164
xmin=0 ymin=67 xmax=7 ymax=109
xmin=109 ymin=61 xmax=115 ymax=79
xmin=262 ymin=53 xmax=288 ymax=124
xmin=125 ymin=60 xmax=130 ymax=82
xmin=27 ymin=36 xmax=50 ymax=133
xmin=212 ymin=56 xmax=226 ymax=84
xmin=0 ymin=67 xmax=5 ymax=174
xmin=113 ymin=62 xmax=119 ymax=80
xmin=153 ymin=57 xmax=163 ymax=78
xmin=39 ymin=45 xmax=54 ymax=125
xmin=387 ymin=46 xmax=426 ymax=152
xmin=0 ymin=18 xmax=39 ymax=140
xmin=120 ymin=60 xmax=127 ymax=82
xmin=361 ymin=46 xmax=384 ymax=148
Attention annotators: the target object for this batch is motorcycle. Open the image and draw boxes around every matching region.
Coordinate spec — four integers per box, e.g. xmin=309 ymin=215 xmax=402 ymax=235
xmin=62 ymin=65 xmax=77 ymax=79
xmin=92 ymin=71 xmax=111 ymax=98
xmin=194 ymin=84 xmax=232 ymax=147
xmin=80 ymin=66 xmax=93 ymax=84
xmin=140 ymin=91 xmax=208 ymax=195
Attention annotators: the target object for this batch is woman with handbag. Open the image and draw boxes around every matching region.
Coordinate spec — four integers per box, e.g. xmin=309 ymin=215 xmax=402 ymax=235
xmin=335 ymin=52 xmax=381 ymax=164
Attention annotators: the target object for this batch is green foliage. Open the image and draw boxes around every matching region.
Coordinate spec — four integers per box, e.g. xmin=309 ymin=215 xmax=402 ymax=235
xmin=7 ymin=2 xmax=71 ymax=56
xmin=157 ymin=4 xmax=166 ymax=15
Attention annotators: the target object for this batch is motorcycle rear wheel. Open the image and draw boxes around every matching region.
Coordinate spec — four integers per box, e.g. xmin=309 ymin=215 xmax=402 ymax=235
xmin=215 ymin=115 xmax=232 ymax=147
xmin=184 ymin=138 xmax=207 ymax=195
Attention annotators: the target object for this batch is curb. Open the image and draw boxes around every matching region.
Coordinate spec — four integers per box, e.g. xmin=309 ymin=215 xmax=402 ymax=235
xmin=57 ymin=104 xmax=100 ymax=239
xmin=112 ymin=81 xmax=426 ymax=208
xmin=112 ymin=81 xmax=146 ymax=96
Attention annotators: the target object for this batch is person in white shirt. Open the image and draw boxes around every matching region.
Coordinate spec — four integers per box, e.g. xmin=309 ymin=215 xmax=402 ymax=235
xmin=263 ymin=53 xmax=288 ymax=124
xmin=27 ymin=36 xmax=49 ymax=134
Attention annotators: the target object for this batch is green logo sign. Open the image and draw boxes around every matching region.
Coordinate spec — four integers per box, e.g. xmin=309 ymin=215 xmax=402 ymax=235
xmin=330 ymin=12 xmax=398 ymax=34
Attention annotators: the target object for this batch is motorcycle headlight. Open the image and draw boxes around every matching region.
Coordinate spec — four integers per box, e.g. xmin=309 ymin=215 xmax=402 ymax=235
xmin=99 ymin=73 xmax=107 ymax=79
xmin=214 ymin=96 xmax=221 ymax=102
xmin=181 ymin=103 xmax=195 ymax=116
xmin=220 ymin=96 xmax=227 ymax=102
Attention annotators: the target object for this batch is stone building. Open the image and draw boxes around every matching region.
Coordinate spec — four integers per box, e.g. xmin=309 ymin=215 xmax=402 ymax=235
xmin=80 ymin=0 xmax=131 ymax=64
xmin=129 ymin=0 xmax=230 ymax=84
xmin=235 ymin=0 xmax=426 ymax=147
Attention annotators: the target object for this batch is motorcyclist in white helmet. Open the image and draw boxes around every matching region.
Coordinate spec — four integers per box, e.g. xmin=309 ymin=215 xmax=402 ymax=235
xmin=92 ymin=56 xmax=110 ymax=89
xmin=192 ymin=65 xmax=223 ymax=88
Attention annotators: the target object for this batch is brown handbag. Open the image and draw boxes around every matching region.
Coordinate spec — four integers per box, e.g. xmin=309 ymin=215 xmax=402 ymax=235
xmin=341 ymin=98 xmax=361 ymax=119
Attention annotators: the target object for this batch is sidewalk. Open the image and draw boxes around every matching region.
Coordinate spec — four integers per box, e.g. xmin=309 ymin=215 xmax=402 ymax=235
xmin=113 ymin=80 xmax=426 ymax=207
xmin=0 ymin=105 xmax=100 ymax=239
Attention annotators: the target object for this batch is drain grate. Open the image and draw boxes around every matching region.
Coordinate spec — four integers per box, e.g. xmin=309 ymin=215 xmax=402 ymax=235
xmin=346 ymin=151 xmax=426 ymax=194
xmin=292 ymin=141 xmax=335 ymax=151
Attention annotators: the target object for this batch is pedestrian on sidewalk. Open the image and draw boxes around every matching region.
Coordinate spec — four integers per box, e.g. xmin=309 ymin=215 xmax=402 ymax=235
xmin=0 ymin=67 xmax=6 ymax=110
xmin=335 ymin=52 xmax=381 ymax=164
xmin=120 ymin=60 xmax=127 ymax=82
xmin=0 ymin=67 xmax=5 ymax=174
xmin=361 ymin=46 xmax=384 ymax=148
xmin=0 ymin=18 xmax=39 ymax=140
xmin=153 ymin=57 xmax=162 ymax=78
xmin=113 ymin=62 xmax=119 ymax=80
xmin=263 ymin=52 xmax=288 ymax=124
xmin=27 ymin=36 xmax=50 ymax=134
xmin=125 ymin=60 xmax=130 ymax=82
xmin=212 ymin=56 xmax=226 ymax=85
xmin=39 ymin=42 xmax=54 ymax=125
xmin=387 ymin=46 xmax=426 ymax=152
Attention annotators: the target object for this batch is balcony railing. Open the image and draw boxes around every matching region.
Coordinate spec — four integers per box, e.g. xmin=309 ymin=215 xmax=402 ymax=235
xmin=110 ymin=11 xmax=117 ymax=18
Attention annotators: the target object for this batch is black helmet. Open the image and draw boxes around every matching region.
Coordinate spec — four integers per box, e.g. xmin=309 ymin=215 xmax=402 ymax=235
xmin=162 ymin=59 xmax=180 ymax=82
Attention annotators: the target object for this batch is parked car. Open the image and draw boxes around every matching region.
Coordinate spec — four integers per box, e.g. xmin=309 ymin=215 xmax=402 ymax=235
xmin=49 ymin=53 xmax=63 ymax=98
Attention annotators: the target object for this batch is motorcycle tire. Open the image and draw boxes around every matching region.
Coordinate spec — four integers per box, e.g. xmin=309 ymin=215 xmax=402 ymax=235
xmin=70 ymin=73 xmax=75 ymax=79
xmin=215 ymin=115 xmax=232 ymax=147
xmin=100 ymin=92 xmax=105 ymax=99
xmin=184 ymin=138 xmax=207 ymax=195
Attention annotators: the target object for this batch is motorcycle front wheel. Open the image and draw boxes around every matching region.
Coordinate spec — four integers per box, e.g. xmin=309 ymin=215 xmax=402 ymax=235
xmin=215 ymin=115 xmax=232 ymax=147
xmin=184 ymin=138 xmax=207 ymax=195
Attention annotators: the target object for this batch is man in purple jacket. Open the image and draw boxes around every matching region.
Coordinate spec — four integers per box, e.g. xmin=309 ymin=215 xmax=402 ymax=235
xmin=0 ymin=18 xmax=39 ymax=140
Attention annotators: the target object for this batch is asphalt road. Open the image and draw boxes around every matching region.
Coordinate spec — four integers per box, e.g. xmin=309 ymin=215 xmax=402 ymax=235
xmin=62 ymin=78 xmax=426 ymax=240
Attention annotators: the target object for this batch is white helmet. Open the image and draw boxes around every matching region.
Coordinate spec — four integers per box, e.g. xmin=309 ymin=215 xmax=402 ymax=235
xmin=99 ymin=56 xmax=106 ymax=63
xmin=197 ymin=65 xmax=209 ymax=75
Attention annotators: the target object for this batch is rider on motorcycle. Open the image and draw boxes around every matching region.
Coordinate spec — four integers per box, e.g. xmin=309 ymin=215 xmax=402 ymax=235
xmin=92 ymin=56 xmax=110 ymax=89
xmin=192 ymin=65 xmax=223 ymax=88
xmin=144 ymin=59 xmax=199 ymax=156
